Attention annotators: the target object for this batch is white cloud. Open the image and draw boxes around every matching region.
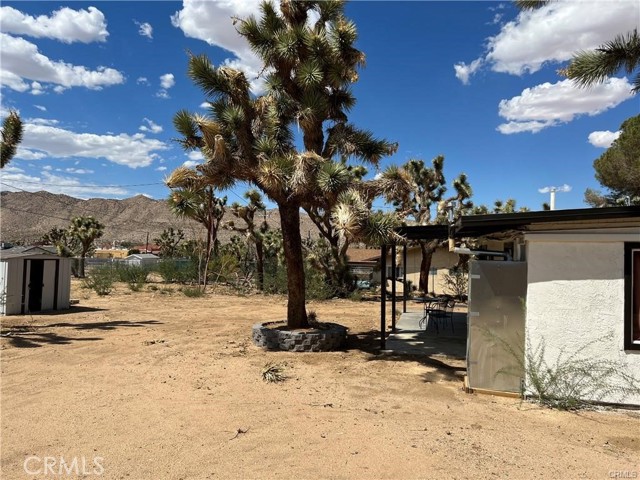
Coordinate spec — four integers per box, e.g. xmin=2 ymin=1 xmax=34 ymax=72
xmin=65 ymin=168 xmax=94 ymax=174
xmin=588 ymin=130 xmax=621 ymax=148
xmin=486 ymin=0 xmax=639 ymax=75
xmin=14 ymin=148 xmax=47 ymax=160
xmin=454 ymin=58 xmax=483 ymax=85
xmin=0 ymin=6 xmax=108 ymax=43
xmin=187 ymin=151 xmax=204 ymax=161
xmin=0 ymin=33 xmax=125 ymax=92
xmin=137 ymin=77 xmax=150 ymax=85
xmin=156 ymin=73 xmax=175 ymax=98
xmin=538 ymin=184 xmax=571 ymax=194
xmin=19 ymin=122 xmax=169 ymax=168
xmin=160 ymin=73 xmax=175 ymax=89
xmin=29 ymin=81 xmax=45 ymax=95
xmin=25 ymin=117 xmax=59 ymax=126
xmin=42 ymin=165 xmax=53 ymax=171
xmin=489 ymin=13 xmax=503 ymax=25
xmin=156 ymin=166 xmax=167 ymax=172
xmin=0 ymin=171 xmax=127 ymax=198
xmin=183 ymin=160 xmax=200 ymax=168
xmin=200 ymin=102 xmax=210 ymax=109
xmin=139 ymin=118 xmax=163 ymax=134
xmin=135 ymin=21 xmax=153 ymax=39
xmin=1 ymin=165 xmax=24 ymax=174
xmin=497 ymin=78 xmax=633 ymax=134
xmin=34 ymin=105 xmax=47 ymax=111
xmin=171 ymin=0 xmax=267 ymax=93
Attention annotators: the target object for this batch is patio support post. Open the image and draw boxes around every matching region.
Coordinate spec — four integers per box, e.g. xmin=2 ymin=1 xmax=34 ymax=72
xmin=402 ymin=244 xmax=407 ymax=313
xmin=380 ymin=244 xmax=387 ymax=350
xmin=391 ymin=243 xmax=397 ymax=332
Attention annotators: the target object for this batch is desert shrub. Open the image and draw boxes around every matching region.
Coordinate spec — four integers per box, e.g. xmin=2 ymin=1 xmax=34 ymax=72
xmin=305 ymin=265 xmax=336 ymax=300
xmin=155 ymin=259 xmax=197 ymax=284
xmin=261 ymin=262 xmax=336 ymax=300
xmin=349 ymin=289 xmax=363 ymax=302
xmin=83 ymin=264 xmax=116 ymax=296
xmin=262 ymin=262 xmax=288 ymax=295
xmin=442 ymin=265 xmax=468 ymax=300
xmin=182 ymin=286 xmax=204 ymax=298
xmin=115 ymin=264 xmax=149 ymax=291
xmin=496 ymin=333 xmax=640 ymax=410
xmin=209 ymin=253 xmax=240 ymax=285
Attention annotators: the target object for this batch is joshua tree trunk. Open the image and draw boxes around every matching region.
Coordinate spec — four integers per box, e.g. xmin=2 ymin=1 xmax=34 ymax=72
xmin=419 ymin=240 xmax=439 ymax=293
xmin=79 ymin=254 xmax=86 ymax=278
xmin=279 ymin=202 xmax=308 ymax=328
xmin=255 ymin=240 xmax=264 ymax=291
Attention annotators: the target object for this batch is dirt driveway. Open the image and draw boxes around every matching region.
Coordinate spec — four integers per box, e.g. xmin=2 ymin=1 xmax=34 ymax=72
xmin=2 ymin=282 xmax=639 ymax=479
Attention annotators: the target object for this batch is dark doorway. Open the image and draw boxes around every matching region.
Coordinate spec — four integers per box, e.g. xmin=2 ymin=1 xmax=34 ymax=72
xmin=28 ymin=259 xmax=45 ymax=312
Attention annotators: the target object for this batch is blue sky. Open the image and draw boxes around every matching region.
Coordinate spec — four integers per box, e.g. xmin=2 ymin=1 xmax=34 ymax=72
xmin=1 ymin=0 xmax=638 ymax=212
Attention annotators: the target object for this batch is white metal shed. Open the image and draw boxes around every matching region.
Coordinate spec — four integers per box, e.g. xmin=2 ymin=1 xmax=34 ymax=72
xmin=0 ymin=247 xmax=72 ymax=315
xmin=123 ymin=253 xmax=160 ymax=267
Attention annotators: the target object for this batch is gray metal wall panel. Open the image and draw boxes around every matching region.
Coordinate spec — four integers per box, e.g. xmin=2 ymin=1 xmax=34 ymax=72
xmin=467 ymin=261 xmax=527 ymax=393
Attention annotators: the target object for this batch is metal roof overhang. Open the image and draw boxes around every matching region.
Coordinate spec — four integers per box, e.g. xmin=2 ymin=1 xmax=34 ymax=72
xmin=395 ymin=206 xmax=640 ymax=241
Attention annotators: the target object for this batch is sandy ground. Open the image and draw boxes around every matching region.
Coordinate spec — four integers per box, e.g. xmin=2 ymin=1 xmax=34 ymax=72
xmin=2 ymin=281 xmax=639 ymax=480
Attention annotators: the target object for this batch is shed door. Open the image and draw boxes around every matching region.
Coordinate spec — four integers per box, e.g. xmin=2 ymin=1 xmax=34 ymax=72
xmin=24 ymin=259 xmax=57 ymax=312
xmin=27 ymin=259 xmax=44 ymax=312
xmin=40 ymin=260 xmax=57 ymax=310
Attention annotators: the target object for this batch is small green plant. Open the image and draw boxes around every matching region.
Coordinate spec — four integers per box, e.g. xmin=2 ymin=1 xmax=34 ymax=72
xmin=83 ymin=265 xmax=116 ymax=296
xmin=182 ymin=286 xmax=204 ymax=298
xmin=349 ymin=289 xmax=363 ymax=302
xmin=262 ymin=363 xmax=286 ymax=383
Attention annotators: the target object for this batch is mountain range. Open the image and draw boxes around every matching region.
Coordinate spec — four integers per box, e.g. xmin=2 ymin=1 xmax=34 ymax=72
xmin=0 ymin=191 xmax=319 ymax=247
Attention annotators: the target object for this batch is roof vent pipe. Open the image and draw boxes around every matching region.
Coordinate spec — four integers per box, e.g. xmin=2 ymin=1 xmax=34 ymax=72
xmin=453 ymin=247 xmax=512 ymax=261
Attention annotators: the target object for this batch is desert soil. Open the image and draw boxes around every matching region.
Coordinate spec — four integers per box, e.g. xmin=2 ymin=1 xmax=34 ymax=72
xmin=1 ymin=280 xmax=639 ymax=480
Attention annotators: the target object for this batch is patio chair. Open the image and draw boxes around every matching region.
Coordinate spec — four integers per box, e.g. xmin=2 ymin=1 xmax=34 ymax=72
xmin=420 ymin=297 xmax=446 ymax=333
xmin=430 ymin=297 xmax=456 ymax=334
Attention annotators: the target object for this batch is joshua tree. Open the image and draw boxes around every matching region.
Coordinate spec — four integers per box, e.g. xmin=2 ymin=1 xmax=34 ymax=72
xmin=375 ymin=156 xmax=472 ymax=292
xmin=225 ymin=190 xmax=268 ymax=290
xmin=171 ymin=1 xmax=396 ymax=328
xmin=1 ymin=110 xmax=24 ymax=169
xmin=166 ymin=180 xmax=226 ymax=290
xmin=154 ymin=227 xmax=185 ymax=258
xmin=41 ymin=227 xmax=78 ymax=257
xmin=68 ymin=216 xmax=104 ymax=278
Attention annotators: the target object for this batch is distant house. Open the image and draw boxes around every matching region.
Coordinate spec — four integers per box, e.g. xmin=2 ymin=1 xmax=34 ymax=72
xmin=132 ymin=244 xmax=161 ymax=255
xmin=0 ymin=246 xmax=71 ymax=315
xmin=384 ymin=245 xmax=459 ymax=294
xmin=94 ymin=249 xmax=129 ymax=259
xmin=123 ymin=253 xmax=160 ymax=267
xmin=346 ymin=248 xmax=379 ymax=281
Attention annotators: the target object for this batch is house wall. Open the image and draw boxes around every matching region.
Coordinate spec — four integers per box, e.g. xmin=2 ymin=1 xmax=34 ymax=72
xmin=525 ymin=231 xmax=640 ymax=405
xmin=384 ymin=247 xmax=459 ymax=294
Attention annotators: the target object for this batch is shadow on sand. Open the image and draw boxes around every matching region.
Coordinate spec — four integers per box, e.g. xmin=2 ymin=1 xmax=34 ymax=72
xmin=1 ymin=320 xmax=162 ymax=348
